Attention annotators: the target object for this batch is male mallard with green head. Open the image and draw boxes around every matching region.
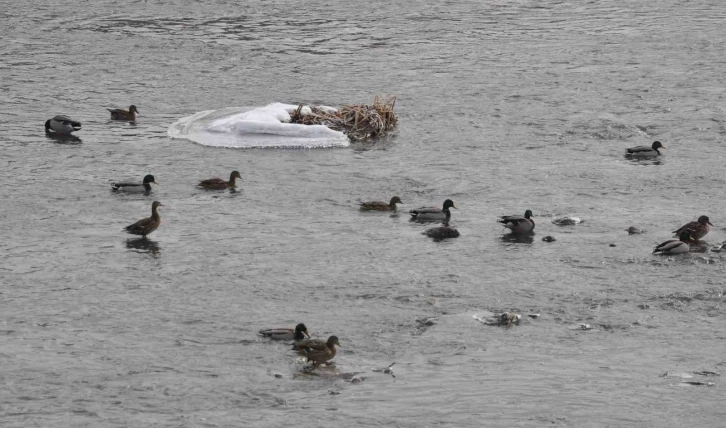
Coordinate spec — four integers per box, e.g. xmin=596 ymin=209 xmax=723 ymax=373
xmin=108 ymin=105 xmax=139 ymax=121
xmin=654 ymin=230 xmax=693 ymax=255
xmin=124 ymin=201 xmax=162 ymax=237
xmin=45 ymin=115 xmax=81 ymax=134
xmin=360 ymin=196 xmax=403 ymax=211
xmin=112 ymin=174 xmax=158 ymax=193
xmin=625 ymin=141 xmax=664 ymax=157
xmin=292 ymin=335 xmax=341 ymax=367
xmin=258 ymin=323 xmax=310 ymax=341
xmin=198 ymin=170 xmax=242 ymax=190
xmin=410 ymin=199 xmax=457 ymax=222
xmin=499 ymin=209 xmax=535 ymax=234
xmin=673 ymin=215 xmax=712 ymax=241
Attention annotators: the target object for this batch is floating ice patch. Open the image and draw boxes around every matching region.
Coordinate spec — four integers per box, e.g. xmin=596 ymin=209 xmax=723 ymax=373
xmin=167 ymin=103 xmax=349 ymax=149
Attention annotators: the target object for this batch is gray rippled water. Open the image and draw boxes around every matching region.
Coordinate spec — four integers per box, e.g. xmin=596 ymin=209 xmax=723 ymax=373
xmin=1 ymin=0 xmax=725 ymax=427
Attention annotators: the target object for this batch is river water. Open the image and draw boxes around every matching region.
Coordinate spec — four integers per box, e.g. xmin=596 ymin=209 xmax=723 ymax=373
xmin=1 ymin=0 xmax=725 ymax=426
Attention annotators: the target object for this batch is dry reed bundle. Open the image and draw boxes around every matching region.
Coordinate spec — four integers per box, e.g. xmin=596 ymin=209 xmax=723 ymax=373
xmin=289 ymin=96 xmax=397 ymax=141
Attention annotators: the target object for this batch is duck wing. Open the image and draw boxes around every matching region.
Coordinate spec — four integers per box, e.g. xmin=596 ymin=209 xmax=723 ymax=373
xmin=112 ymin=181 xmax=145 ymax=190
xmin=198 ymin=178 xmax=227 ymax=187
xmin=653 ymin=239 xmax=686 ymax=254
xmin=124 ymin=217 xmax=155 ymax=235
xmin=498 ymin=214 xmax=526 ymax=225
xmin=672 ymin=221 xmax=697 ymax=235
xmin=360 ymin=201 xmax=389 ymax=211
xmin=292 ymin=338 xmax=327 ymax=352
xmin=258 ymin=328 xmax=294 ymax=340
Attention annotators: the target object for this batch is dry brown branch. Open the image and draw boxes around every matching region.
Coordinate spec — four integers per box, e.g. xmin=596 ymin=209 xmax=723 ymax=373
xmin=289 ymin=96 xmax=398 ymax=141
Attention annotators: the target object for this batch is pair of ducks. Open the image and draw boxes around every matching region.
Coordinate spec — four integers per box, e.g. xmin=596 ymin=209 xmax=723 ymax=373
xmin=120 ymin=171 xmax=242 ymax=238
xmin=653 ymin=215 xmax=714 ymax=254
xmin=258 ymin=323 xmax=341 ymax=367
xmin=361 ymin=196 xmax=535 ymax=241
xmin=44 ymin=105 xmax=140 ymax=135
xmin=112 ymin=171 xmax=242 ymax=194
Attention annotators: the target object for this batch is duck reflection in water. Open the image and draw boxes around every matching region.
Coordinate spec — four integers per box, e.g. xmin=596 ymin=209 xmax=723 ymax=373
xmin=499 ymin=233 xmax=535 ymax=244
xmin=126 ymin=237 xmax=161 ymax=255
xmin=45 ymin=133 xmax=82 ymax=144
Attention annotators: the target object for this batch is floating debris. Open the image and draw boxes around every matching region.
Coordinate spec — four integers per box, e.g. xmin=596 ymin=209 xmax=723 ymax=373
xmin=473 ymin=312 xmax=521 ymax=326
xmin=552 ymin=215 xmax=582 ymax=226
xmin=372 ymin=362 xmax=396 ymax=378
xmin=416 ymin=317 xmax=437 ymax=327
xmin=289 ymin=96 xmax=397 ymax=141
xmin=627 ymin=226 xmax=645 ymax=234
xmin=542 ymin=236 xmax=556 ymax=242
xmin=527 ymin=313 xmax=541 ymax=319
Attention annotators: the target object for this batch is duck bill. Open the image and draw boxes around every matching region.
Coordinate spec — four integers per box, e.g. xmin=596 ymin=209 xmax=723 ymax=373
xmin=304 ymin=331 xmax=311 ymax=338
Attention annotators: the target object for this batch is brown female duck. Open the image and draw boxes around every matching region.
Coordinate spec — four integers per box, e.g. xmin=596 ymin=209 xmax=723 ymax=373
xmin=292 ymin=335 xmax=341 ymax=367
xmin=360 ymin=196 xmax=403 ymax=211
xmin=198 ymin=170 xmax=241 ymax=190
xmin=124 ymin=201 xmax=162 ymax=237
xmin=673 ymin=215 xmax=712 ymax=241
xmin=108 ymin=105 xmax=139 ymax=121
xmin=258 ymin=323 xmax=310 ymax=341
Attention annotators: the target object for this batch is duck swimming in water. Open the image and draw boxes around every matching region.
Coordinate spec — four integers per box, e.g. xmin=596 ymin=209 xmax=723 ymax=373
xmin=625 ymin=141 xmax=664 ymax=157
xmin=410 ymin=199 xmax=457 ymax=222
xmin=653 ymin=230 xmax=693 ymax=255
xmin=360 ymin=196 xmax=403 ymax=211
xmin=258 ymin=323 xmax=310 ymax=341
xmin=108 ymin=105 xmax=139 ymax=121
xmin=198 ymin=170 xmax=242 ymax=190
xmin=499 ymin=209 xmax=535 ymax=234
xmin=45 ymin=115 xmax=81 ymax=134
xmin=673 ymin=215 xmax=712 ymax=241
xmin=124 ymin=201 xmax=162 ymax=237
xmin=111 ymin=174 xmax=158 ymax=193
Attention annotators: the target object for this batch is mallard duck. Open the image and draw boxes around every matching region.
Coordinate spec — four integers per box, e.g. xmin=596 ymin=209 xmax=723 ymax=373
xmin=112 ymin=174 xmax=157 ymax=193
xmin=625 ymin=141 xmax=664 ymax=157
xmin=45 ymin=115 xmax=81 ymax=134
xmin=409 ymin=199 xmax=457 ymax=222
xmin=653 ymin=230 xmax=693 ymax=255
xmin=108 ymin=105 xmax=139 ymax=121
xmin=360 ymin=196 xmax=403 ymax=211
xmin=499 ymin=209 xmax=535 ymax=234
xmin=673 ymin=215 xmax=712 ymax=241
xmin=292 ymin=335 xmax=341 ymax=367
xmin=198 ymin=170 xmax=241 ymax=190
xmin=258 ymin=323 xmax=310 ymax=341
xmin=124 ymin=201 xmax=162 ymax=237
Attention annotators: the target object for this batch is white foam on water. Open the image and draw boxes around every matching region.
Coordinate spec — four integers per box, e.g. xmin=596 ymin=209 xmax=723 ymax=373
xmin=167 ymin=103 xmax=349 ymax=149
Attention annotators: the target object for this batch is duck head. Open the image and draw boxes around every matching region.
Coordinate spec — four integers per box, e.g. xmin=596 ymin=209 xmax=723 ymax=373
xmin=143 ymin=174 xmax=158 ymax=185
xmin=524 ymin=209 xmax=533 ymax=219
xmin=652 ymin=141 xmax=664 ymax=151
xmin=390 ymin=196 xmax=403 ymax=205
xmin=679 ymin=230 xmax=694 ymax=242
xmin=697 ymin=215 xmax=712 ymax=226
xmin=129 ymin=105 xmax=139 ymax=115
xmin=151 ymin=201 xmax=163 ymax=210
xmin=230 ymin=170 xmax=242 ymax=180
xmin=295 ymin=323 xmax=311 ymax=339
xmin=443 ymin=199 xmax=457 ymax=211
xmin=327 ymin=336 xmax=341 ymax=348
